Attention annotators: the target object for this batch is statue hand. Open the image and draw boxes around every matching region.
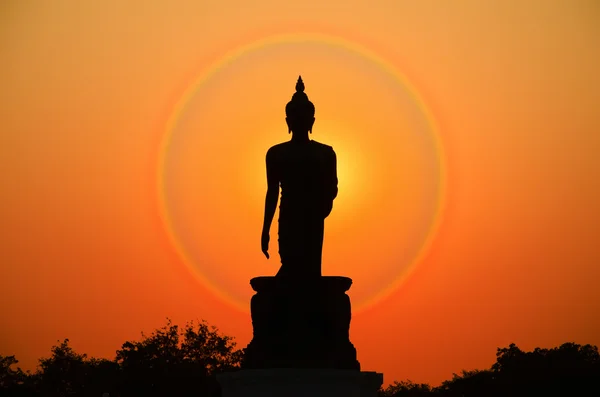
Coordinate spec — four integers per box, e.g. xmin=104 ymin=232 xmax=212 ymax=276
xmin=261 ymin=230 xmax=270 ymax=259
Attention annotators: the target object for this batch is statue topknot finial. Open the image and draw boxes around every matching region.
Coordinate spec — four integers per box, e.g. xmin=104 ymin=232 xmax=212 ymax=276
xmin=295 ymin=76 xmax=305 ymax=93
xmin=286 ymin=75 xmax=314 ymax=119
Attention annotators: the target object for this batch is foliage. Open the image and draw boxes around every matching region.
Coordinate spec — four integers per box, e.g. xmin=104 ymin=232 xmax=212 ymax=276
xmin=434 ymin=343 xmax=600 ymax=397
xmin=2 ymin=321 xmax=599 ymax=397
xmin=115 ymin=318 xmax=242 ymax=396
xmin=1 ymin=318 xmax=243 ymax=397
xmin=379 ymin=342 xmax=600 ymax=397
xmin=0 ymin=355 xmax=29 ymax=392
xmin=379 ymin=379 xmax=434 ymax=396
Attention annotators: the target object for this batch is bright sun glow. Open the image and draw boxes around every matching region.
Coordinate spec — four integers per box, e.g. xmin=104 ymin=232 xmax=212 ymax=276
xmin=316 ymin=120 xmax=368 ymax=211
xmin=159 ymin=34 xmax=444 ymax=313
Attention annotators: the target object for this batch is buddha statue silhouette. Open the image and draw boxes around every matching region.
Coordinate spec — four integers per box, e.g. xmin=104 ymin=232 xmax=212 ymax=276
xmin=261 ymin=76 xmax=338 ymax=278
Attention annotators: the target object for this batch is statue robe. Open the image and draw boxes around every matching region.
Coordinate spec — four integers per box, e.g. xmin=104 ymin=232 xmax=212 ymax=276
xmin=266 ymin=140 xmax=338 ymax=278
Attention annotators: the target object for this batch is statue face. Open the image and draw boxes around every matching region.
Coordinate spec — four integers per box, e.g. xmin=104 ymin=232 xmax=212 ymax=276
xmin=286 ymin=116 xmax=315 ymax=134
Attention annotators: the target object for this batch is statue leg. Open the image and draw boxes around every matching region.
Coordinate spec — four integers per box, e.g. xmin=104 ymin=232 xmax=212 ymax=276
xmin=277 ymin=214 xmax=322 ymax=278
xmin=305 ymin=218 xmax=324 ymax=277
xmin=277 ymin=215 xmax=302 ymax=277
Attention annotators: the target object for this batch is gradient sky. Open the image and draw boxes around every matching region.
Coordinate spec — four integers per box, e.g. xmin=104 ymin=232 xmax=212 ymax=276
xmin=1 ymin=0 xmax=599 ymax=386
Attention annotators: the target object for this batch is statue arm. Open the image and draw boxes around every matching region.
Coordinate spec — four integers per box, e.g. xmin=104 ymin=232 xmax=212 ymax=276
xmin=262 ymin=149 xmax=280 ymax=234
xmin=330 ymin=148 xmax=338 ymax=201
xmin=323 ymin=148 xmax=338 ymax=218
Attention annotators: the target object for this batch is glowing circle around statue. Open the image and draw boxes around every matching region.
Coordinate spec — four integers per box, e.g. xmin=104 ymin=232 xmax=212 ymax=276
xmin=158 ymin=33 xmax=446 ymax=313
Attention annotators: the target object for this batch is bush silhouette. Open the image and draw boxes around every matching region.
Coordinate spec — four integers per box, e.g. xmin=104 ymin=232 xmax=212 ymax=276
xmin=2 ymin=319 xmax=599 ymax=396
xmin=1 ymin=318 xmax=242 ymax=397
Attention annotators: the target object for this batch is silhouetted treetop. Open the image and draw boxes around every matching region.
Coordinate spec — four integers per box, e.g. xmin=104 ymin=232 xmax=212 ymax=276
xmin=2 ymin=327 xmax=598 ymax=397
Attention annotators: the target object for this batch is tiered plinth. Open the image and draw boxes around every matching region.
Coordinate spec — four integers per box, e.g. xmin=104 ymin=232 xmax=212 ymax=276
xmin=242 ymin=276 xmax=360 ymax=370
xmin=217 ymin=276 xmax=383 ymax=397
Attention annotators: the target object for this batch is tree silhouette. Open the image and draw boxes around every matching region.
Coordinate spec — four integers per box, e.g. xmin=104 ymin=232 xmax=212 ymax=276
xmin=488 ymin=342 xmax=600 ymax=396
xmin=36 ymin=338 xmax=90 ymax=396
xmin=434 ymin=343 xmax=600 ymax=397
xmin=436 ymin=369 xmax=496 ymax=397
xmin=115 ymin=318 xmax=242 ymax=396
xmin=84 ymin=358 xmax=120 ymax=397
xmin=379 ymin=380 xmax=434 ymax=396
xmin=0 ymin=318 xmax=243 ymax=397
xmin=0 ymin=355 xmax=31 ymax=395
xmin=2 ymin=323 xmax=599 ymax=397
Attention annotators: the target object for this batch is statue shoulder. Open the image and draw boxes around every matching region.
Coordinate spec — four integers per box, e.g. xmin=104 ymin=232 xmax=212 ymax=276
xmin=311 ymin=141 xmax=336 ymax=159
xmin=311 ymin=140 xmax=335 ymax=152
xmin=266 ymin=142 xmax=288 ymax=157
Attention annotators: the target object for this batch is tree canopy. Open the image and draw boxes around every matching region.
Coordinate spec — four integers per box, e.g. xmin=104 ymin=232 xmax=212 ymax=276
xmin=1 ymin=319 xmax=243 ymax=397
xmin=1 ymin=319 xmax=599 ymax=396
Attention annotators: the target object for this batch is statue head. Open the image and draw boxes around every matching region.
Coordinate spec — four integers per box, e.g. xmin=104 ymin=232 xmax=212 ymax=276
xmin=285 ymin=76 xmax=315 ymax=134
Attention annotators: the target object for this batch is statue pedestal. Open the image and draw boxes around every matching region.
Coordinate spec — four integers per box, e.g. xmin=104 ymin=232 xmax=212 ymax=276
xmin=242 ymin=276 xmax=360 ymax=370
xmin=219 ymin=276 xmax=383 ymax=396
xmin=217 ymin=369 xmax=383 ymax=397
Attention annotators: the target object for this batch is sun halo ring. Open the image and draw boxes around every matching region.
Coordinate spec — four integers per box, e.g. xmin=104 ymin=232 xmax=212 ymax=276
xmin=157 ymin=32 xmax=447 ymax=313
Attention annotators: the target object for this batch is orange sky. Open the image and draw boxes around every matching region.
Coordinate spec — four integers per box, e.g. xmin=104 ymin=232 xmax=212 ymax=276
xmin=1 ymin=0 xmax=599 ymax=386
